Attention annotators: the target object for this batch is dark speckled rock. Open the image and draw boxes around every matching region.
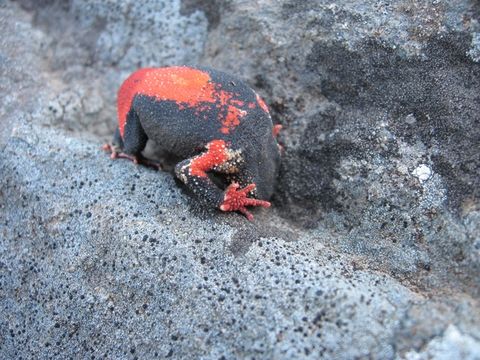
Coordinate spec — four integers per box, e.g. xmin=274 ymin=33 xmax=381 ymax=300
xmin=203 ymin=0 xmax=480 ymax=297
xmin=1 ymin=0 xmax=479 ymax=359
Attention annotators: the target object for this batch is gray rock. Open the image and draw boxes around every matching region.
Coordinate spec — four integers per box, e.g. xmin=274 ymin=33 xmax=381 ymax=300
xmin=4 ymin=123 xmax=478 ymax=359
xmin=17 ymin=0 xmax=209 ymax=137
xmin=402 ymin=325 xmax=480 ymax=360
xmin=0 ymin=2 xmax=49 ymax=148
xmin=1 ymin=0 xmax=479 ymax=359
xmin=204 ymin=0 xmax=480 ymax=293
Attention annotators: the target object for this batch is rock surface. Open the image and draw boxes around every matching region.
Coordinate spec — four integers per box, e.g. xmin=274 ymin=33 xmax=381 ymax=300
xmin=1 ymin=0 xmax=479 ymax=359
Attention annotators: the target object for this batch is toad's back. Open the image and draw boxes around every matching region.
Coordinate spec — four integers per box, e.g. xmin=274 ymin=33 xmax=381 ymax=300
xmin=107 ymin=66 xmax=281 ymax=220
xmin=117 ymin=66 xmax=273 ymax=156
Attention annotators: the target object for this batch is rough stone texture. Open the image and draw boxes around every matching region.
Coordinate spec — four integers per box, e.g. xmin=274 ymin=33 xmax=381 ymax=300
xmin=403 ymin=325 xmax=480 ymax=360
xmin=1 ymin=0 xmax=479 ymax=359
xmin=16 ymin=0 xmax=208 ymax=137
xmin=204 ymin=0 xmax=480 ymax=294
xmin=0 ymin=2 xmax=49 ymax=148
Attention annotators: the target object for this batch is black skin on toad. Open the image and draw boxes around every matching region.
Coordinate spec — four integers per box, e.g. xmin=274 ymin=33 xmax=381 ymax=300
xmin=104 ymin=66 xmax=282 ymax=220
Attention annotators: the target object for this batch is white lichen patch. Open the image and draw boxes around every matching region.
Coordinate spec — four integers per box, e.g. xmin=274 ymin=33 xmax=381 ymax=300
xmin=405 ymin=113 xmax=417 ymax=125
xmin=468 ymin=32 xmax=480 ymax=63
xmin=412 ymin=164 xmax=432 ymax=182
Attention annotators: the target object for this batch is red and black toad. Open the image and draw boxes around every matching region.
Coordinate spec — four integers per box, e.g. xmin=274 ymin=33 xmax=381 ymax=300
xmin=104 ymin=66 xmax=282 ymax=220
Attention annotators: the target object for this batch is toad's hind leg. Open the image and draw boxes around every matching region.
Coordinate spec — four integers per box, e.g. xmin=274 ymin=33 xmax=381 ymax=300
xmin=102 ymin=127 xmax=123 ymax=153
xmin=122 ymin=108 xmax=148 ymax=155
xmin=103 ymin=109 xmax=161 ymax=170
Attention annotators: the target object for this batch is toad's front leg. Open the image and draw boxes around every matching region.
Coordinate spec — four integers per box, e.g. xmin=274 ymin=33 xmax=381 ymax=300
xmin=174 ymin=140 xmax=270 ymax=220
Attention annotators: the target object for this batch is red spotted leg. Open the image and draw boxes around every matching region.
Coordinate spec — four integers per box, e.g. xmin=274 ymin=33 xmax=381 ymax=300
xmin=272 ymin=124 xmax=284 ymax=154
xmin=220 ymin=183 xmax=271 ymax=221
xmin=174 ymin=140 xmax=271 ymax=220
xmin=273 ymin=124 xmax=282 ymax=138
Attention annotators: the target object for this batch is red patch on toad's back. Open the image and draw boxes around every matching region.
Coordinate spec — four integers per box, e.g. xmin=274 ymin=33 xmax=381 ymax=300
xmin=117 ymin=67 xmax=247 ymax=136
